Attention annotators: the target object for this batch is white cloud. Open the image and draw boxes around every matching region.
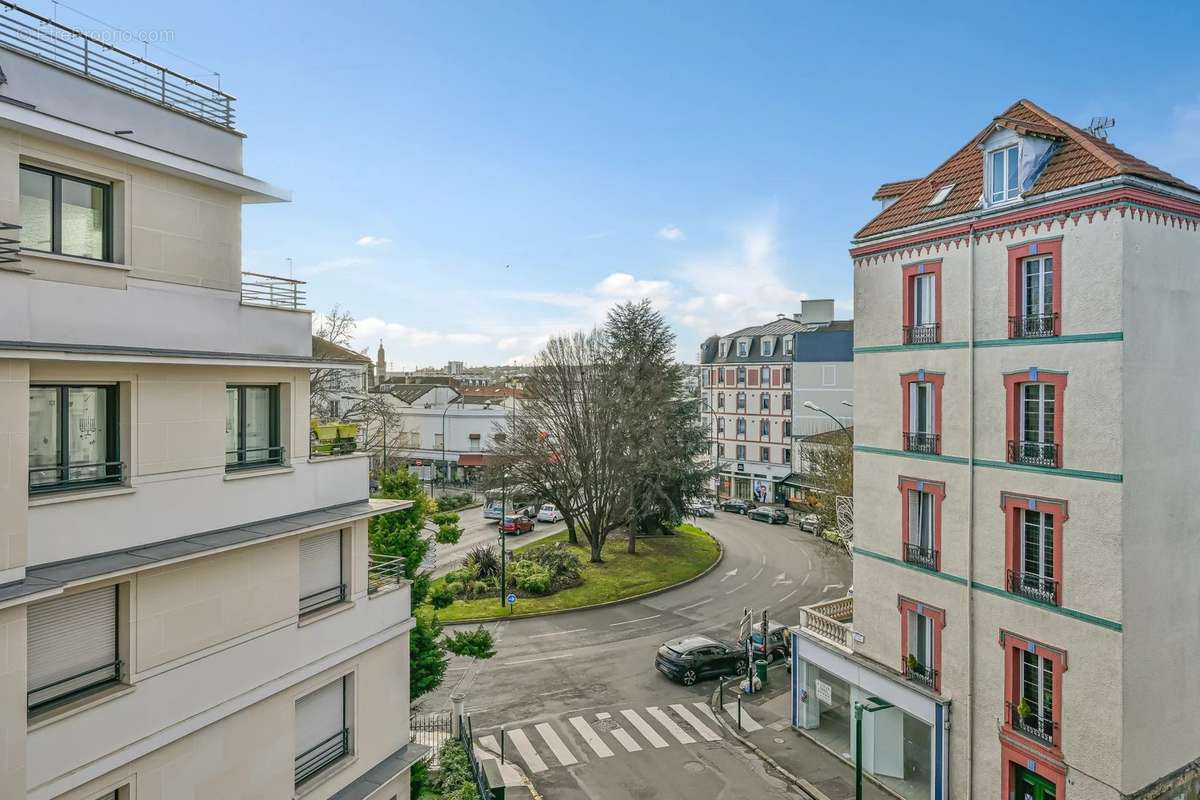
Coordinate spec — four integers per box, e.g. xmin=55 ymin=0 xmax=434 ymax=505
xmin=656 ymin=224 xmax=685 ymax=241
xmin=355 ymin=235 xmax=392 ymax=247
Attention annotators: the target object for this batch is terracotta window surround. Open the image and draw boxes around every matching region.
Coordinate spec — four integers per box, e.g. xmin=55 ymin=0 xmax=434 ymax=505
xmin=1001 ymin=492 xmax=1067 ymax=607
xmin=898 ymin=476 xmax=945 ymax=572
xmin=1007 ymin=238 xmax=1063 ymax=338
xmin=999 ymin=629 xmax=1067 ymax=756
xmin=1000 ymin=738 xmax=1067 ymax=800
xmin=900 ymin=370 xmax=944 ymax=454
xmin=898 ymin=596 xmax=945 ymax=692
xmin=901 ymin=259 xmax=942 ymax=344
xmin=1004 ymin=368 xmax=1067 ymax=468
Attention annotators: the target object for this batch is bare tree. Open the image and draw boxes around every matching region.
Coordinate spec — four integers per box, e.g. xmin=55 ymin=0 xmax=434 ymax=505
xmin=806 ymin=438 xmax=853 ymax=554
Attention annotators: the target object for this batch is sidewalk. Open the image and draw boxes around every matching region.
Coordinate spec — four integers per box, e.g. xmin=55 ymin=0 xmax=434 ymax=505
xmin=715 ymin=666 xmax=894 ymax=800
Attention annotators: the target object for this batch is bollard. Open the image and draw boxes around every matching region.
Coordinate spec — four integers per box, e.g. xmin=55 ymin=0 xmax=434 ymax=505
xmin=719 ymin=681 xmax=724 ymax=710
xmin=737 ymin=694 xmax=743 ymax=731
xmin=501 ymin=726 xmax=506 ymax=764
xmin=451 ymin=693 xmax=466 ymax=738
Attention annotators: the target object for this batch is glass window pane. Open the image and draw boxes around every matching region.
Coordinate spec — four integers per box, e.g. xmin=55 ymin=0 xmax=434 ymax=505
xmin=991 ymin=151 xmax=1005 ymax=201
xmin=1007 ymin=146 xmax=1019 ymax=194
xmin=60 ymin=177 xmax=107 ymax=259
xmin=19 ymin=168 xmax=53 ymax=251
xmin=225 ymin=388 xmax=239 ymax=464
xmin=67 ymin=387 xmax=108 ymax=481
xmin=243 ymin=387 xmax=273 ymax=461
xmin=29 ymin=387 xmax=60 ymax=486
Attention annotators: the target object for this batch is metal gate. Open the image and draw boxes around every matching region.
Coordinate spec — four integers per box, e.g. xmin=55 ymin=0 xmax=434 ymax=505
xmin=411 ymin=711 xmax=452 ymax=767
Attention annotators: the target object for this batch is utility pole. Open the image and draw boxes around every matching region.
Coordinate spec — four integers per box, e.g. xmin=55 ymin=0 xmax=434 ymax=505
xmin=498 ymin=466 xmax=507 ymax=607
xmin=853 ymin=698 xmax=894 ymax=799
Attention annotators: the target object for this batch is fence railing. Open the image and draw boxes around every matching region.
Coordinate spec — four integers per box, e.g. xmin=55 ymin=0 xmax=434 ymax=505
xmin=1008 ymin=701 xmax=1057 ymax=747
xmin=299 ymin=583 xmax=346 ymax=616
xmin=902 ymin=658 xmax=938 ymax=691
xmin=903 ymin=543 xmax=940 ymax=572
xmin=1008 ymin=439 xmax=1059 ymax=468
xmin=28 ymin=460 xmax=124 ymax=493
xmin=903 ymin=431 xmax=940 ymax=455
xmin=411 ymin=711 xmax=451 ymax=768
xmin=902 ymin=322 xmax=941 ymax=345
xmin=368 ymin=554 xmax=404 ymax=595
xmin=27 ymin=659 xmax=122 ymax=713
xmin=1009 ymin=313 xmax=1059 ymax=339
xmin=241 ymin=272 xmax=306 ymax=310
xmin=460 ymin=714 xmax=495 ymax=800
xmin=294 ymin=728 xmax=349 ymax=786
xmin=225 ymin=444 xmax=286 ymax=470
xmin=800 ymin=595 xmax=854 ymax=652
xmin=0 ymin=2 xmax=236 ymax=127
xmin=0 ymin=221 xmax=20 ymax=263
xmin=1007 ymin=569 xmax=1059 ymax=606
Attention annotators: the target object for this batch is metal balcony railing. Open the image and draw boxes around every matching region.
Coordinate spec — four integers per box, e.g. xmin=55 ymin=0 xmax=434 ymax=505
xmin=903 ymin=323 xmax=941 ymax=345
xmin=902 ymin=658 xmax=938 ymax=691
xmin=1007 ymin=569 xmax=1060 ymax=606
xmin=1009 ymin=313 xmax=1059 ymax=339
xmin=0 ymin=221 xmax=20 ymax=263
xmin=299 ymin=583 xmax=346 ymax=616
xmin=903 ymin=431 xmax=940 ymax=455
xmin=904 ymin=543 xmax=940 ymax=572
xmin=27 ymin=659 xmax=122 ymax=713
xmin=295 ymin=728 xmax=350 ymax=786
xmin=241 ymin=272 xmax=306 ymax=310
xmin=0 ymin=2 xmax=236 ymax=128
xmin=225 ymin=444 xmax=286 ymax=470
xmin=368 ymin=553 xmax=405 ymax=595
xmin=1008 ymin=702 xmax=1056 ymax=747
xmin=1008 ymin=439 xmax=1059 ymax=468
xmin=28 ymin=460 xmax=124 ymax=493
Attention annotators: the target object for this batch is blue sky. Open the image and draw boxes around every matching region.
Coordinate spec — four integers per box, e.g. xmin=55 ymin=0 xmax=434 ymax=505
xmin=28 ymin=1 xmax=1200 ymax=367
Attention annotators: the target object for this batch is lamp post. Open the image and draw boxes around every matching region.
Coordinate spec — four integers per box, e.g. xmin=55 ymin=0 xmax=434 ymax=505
xmin=803 ymin=400 xmax=852 ymax=445
xmin=498 ymin=466 xmax=507 ymax=607
xmin=441 ymin=399 xmax=455 ymax=490
xmin=854 ymin=698 xmax=894 ymax=800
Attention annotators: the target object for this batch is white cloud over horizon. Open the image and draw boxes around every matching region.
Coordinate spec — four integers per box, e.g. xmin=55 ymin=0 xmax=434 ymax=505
xmin=355 ymin=235 xmax=392 ymax=247
xmin=656 ymin=224 xmax=685 ymax=241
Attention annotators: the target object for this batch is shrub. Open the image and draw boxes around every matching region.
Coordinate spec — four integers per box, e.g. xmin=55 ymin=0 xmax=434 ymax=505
xmin=463 ymin=545 xmax=501 ymax=580
xmin=435 ymin=492 xmax=474 ymax=512
xmin=508 ymin=560 xmax=552 ymax=594
xmin=436 ymin=523 xmax=463 ymax=544
xmin=435 ymin=739 xmax=477 ymax=796
xmin=431 ymin=511 xmax=461 ymax=527
xmin=430 ymin=584 xmax=456 ymax=609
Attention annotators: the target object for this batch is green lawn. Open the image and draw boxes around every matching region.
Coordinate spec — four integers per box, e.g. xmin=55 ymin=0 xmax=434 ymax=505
xmin=429 ymin=523 xmax=720 ymax=622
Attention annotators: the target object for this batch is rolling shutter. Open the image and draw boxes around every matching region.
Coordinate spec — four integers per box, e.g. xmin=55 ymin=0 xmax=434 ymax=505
xmin=27 ymin=586 xmax=118 ymax=707
xmin=299 ymin=531 xmax=342 ymax=599
xmin=295 ymin=676 xmax=345 ymax=757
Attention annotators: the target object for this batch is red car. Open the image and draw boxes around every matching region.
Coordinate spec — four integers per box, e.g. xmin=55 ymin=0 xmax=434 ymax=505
xmin=498 ymin=515 xmax=535 ymax=535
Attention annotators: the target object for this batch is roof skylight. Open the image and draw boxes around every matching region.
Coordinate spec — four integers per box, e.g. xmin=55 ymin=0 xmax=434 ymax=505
xmin=928 ymin=183 xmax=955 ymax=206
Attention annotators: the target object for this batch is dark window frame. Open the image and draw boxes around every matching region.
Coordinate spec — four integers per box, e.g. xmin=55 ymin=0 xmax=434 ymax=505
xmin=20 ymin=164 xmax=114 ymax=262
xmin=27 ymin=586 xmax=123 ymax=716
xmin=28 ymin=383 xmax=121 ymax=493
xmin=226 ymin=384 xmax=283 ymax=469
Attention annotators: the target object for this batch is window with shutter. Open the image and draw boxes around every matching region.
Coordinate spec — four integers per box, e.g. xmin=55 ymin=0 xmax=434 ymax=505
xmin=27 ymin=585 xmax=121 ymax=713
xmin=299 ymin=531 xmax=345 ymax=616
xmin=295 ymin=676 xmax=349 ymax=785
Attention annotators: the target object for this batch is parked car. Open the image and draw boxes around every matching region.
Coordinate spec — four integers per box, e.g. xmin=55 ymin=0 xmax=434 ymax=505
xmin=655 ymin=636 xmax=747 ymax=686
xmin=739 ymin=622 xmax=790 ymax=663
xmin=483 ymin=501 xmax=505 ymax=520
xmin=798 ymin=513 xmax=820 ymax=533
xmin=685 ymin=500 xmax=715 ymax=517
xmin=748 ymin=507 xmax=789 ymax=525
xmin=498 ymin=515 xmax=535 ymax=535
xmin=536 ymin=503 xmax=564 ymax=522
xmin=719 ymin=499 xmax=757 ymax=514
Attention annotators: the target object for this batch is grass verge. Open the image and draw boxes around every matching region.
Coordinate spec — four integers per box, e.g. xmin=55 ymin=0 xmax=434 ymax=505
xmin=428 ymin=523 xmax=720 ymax=622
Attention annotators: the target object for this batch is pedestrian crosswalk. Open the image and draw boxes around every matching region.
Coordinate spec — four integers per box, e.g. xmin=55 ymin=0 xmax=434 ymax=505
xmin=476 ymin=701 xmax=765 ymax=774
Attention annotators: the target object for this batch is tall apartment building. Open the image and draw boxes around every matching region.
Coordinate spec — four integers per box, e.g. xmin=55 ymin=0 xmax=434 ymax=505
xmin=699 ymin=299 xmax=852 ymax=503
xmin=0 ymin=9 xmax=419 ymax=800
xmin=791 ymin=99 xmax=1200 ymax=800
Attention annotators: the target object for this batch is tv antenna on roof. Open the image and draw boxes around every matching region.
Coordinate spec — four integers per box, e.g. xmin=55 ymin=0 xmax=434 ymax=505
xmin=1086 ymin=116 xmax=1116 ymax=140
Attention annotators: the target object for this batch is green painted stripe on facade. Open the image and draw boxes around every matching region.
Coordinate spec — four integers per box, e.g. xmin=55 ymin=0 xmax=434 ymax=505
xmin=854 ymin=446 xmax=1123 ymax=483
xmin=853 ymin=547 xmax=1123 ymax=632
xmin=853 ymin=331 xmax=1123 ymax=354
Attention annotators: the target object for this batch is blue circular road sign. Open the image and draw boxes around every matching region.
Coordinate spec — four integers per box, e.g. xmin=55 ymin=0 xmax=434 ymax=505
xmin=506 ymin=593 xmax=517 ymax=605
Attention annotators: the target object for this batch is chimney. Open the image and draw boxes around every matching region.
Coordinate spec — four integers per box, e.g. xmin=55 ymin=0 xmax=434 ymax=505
xmin=799 ymin=299 xmax=835 ymax=324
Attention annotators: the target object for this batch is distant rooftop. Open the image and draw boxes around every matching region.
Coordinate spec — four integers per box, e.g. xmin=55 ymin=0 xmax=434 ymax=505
xmin=0 ymin=1 xmax=236 ymax=128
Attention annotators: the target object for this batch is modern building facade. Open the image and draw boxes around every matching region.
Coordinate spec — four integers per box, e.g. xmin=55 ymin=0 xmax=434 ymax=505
xmin=0 ymin=9 xmax=418 ymax=799
xmin=792 ymin=99 xmax=1200 ymax=800
xmin=700 ymin=299 xmax=852 ymax=503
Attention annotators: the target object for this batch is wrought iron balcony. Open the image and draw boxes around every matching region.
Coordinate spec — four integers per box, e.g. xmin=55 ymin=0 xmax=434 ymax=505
xmin=1007 ymin=569 xmax=1059 ymax=606
xmin=225 ymin=444 xmax=287 ymax=471
xmin=1009 ymin=313 xmax=1059 ymax=339
xmin=903 ymin=323 xmax=941 ymax=345
xmin=241 ymin=272 xmax=307 ymax=310
xmin=28 ymin=460 xmax=125 ymax=493
xmin=27 ymin=658 xmax=123 ymax=714
xmin=368 ymin=553 xmax=405 ymax=595
xmin=299 ymin=583 xmax=346 ymax=616
xmin=295 ymin=728 xmax=350 ymax=786
xmin=0 ymin=2 xmax=236 ymax=128
xmin=1008 ymin=701 xmax=1057 ymax=747
xmin=903 ymin=543 xmax=939 ymax=572
xmin=1008 ymin=439 xmax=1059 ymax=468
xmin=903 ymin=431 xmax=940 ymax=455
xmin=902 ymin=658 xmax=938 ymax=691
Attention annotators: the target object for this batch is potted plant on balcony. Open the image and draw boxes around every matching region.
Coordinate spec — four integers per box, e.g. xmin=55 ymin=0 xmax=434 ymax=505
xmin=906 ymin=653 xmax=923 ymax=676
xmin=1015 ymin=697 xmax=1034 ymax=721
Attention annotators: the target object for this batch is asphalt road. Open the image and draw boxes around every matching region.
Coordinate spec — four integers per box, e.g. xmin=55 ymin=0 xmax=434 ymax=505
xmin=430 ymin=507 xmax=565 ymax=578
xmin=437 ymin=510 xmax=851 ymax=799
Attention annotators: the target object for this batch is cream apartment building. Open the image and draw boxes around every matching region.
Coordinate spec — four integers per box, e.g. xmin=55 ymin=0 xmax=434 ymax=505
xmin=0 ymin=9 xmax=418 ymax=800
xmin=792 ymin=99 xmax=1200 ymax=800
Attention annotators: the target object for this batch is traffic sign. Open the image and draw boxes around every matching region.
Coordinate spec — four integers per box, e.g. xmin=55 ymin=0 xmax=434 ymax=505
xmin=506 ymin=593 xmax=517 ymax=606
xmin=414 ymin=459 xmax=423 ymax=466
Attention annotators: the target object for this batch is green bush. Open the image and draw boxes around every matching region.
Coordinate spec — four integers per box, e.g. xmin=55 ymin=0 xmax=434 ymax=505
xmin=463 ymin=545 xmax=501 ymax=580
xmin=508 ymin=560 xmax=552 ymax=595
xmin=435 ymin=739 xmax=479 ymax=799
xmin=436 ymin=492 xmax=475 ymax=512
xmin=430 ymin=584 xmax=456 ymax=609
xmin=431 ymin=511 xmax=461 ymax=527
xmin=436 ymin=523 xmax=463 ymax=544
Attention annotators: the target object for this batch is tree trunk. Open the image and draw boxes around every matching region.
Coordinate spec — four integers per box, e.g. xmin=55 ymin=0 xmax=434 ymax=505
xmin=626 ymin=527 xmax=636 ymax=554
xmin=587 ymin=520 xmax=604 ymax=562
xmin=564 ymin=514 xmax=578 ymax=545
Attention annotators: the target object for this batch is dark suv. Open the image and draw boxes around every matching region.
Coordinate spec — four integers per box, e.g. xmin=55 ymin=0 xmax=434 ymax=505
xmin=739 ymin=622 xmax=790 ymax=663
xmin=719 ymin=499 xmax=756 ymax=514
xmin=655 ymin=636 xmax=746 ymax=686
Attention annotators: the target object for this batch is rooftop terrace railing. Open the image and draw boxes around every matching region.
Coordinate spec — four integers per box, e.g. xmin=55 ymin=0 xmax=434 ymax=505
xmin=241 ymin=272 xmax=306 ymax=310
xmin=0 ymin=2 xmax=236 ymax=128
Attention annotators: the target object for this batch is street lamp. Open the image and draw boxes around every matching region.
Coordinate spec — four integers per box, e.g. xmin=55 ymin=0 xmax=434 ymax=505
xmin=440 ymin=398 xmax=457 ymax=489
xmin=853 ymin=698 xmax=894 ymax=800
xmin=803 ymin=400 xmax=852 ymax=445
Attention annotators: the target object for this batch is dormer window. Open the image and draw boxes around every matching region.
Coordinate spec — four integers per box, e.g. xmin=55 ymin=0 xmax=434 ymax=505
xmin=989 ymin=145 xmax=1020 ymax=204
xmin=782 ymin=337 xmax=793 ymax=356
xmin=718 ymin=339 xmax=730 ymax=358
xmin=736 ymin=339 xmax=750 ymax=357
xmin=760 ymin=338 xmax=774 ymax=357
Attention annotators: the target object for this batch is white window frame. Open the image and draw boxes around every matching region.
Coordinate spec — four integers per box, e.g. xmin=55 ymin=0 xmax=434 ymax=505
xmin=719 ymin=339 xmax=730 ymax=358
xmin=782 ymin=337 xmax=793 ymax=356
xmin=906 ymin=610 xmax=933 ymax=668
xmin=759 ymin=418 xmax=770 ymax=438
xmin=1021 ymin=383 xmax=1055 ymax=445
xmin=761 ymin=338 xmax=774 ymax=357
xmin=760 ymin=393 xmax=770 ymax=411
xmin=1021 ymin=509 xmax=1055 ymax=580
xmin=760 ymin=446 xmax=770 ymax=463
xmin=908 ymin=490 xmax=933 ymax=550
xmin=1022 ymin=255 xmax=1054 ymax=318
xmin=909 ymin=382 xmax=934 ymax=434
xmin=736 ymin=339 xmax=750 ymax=357
xmin=912 ymin=273 xmax=937 ymax=326
xmin=989 ymin=144 xmax=1020 ymax=204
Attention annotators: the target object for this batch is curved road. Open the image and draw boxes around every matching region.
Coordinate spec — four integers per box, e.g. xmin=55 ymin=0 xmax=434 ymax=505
xmin=436 ymin=511 xmax=851 ymax=799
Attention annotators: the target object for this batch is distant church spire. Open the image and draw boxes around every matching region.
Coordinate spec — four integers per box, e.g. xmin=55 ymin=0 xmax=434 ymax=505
xmin=376 ymin=340 xmax=386 ymax=379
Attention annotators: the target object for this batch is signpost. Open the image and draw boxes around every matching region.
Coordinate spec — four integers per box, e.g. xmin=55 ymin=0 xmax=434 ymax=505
xmin=506 ymin=592 xmax=517 ymax=614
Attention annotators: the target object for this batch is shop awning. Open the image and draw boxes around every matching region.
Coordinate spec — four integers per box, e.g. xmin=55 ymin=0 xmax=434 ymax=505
xmin=457 ymin=454 xmax=490 ymax=467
